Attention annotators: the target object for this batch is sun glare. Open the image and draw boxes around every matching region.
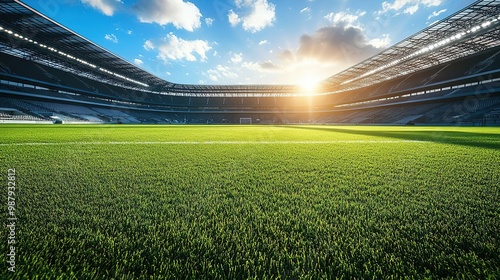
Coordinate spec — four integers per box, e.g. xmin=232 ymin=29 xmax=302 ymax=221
xmin=299 ymin=78 xmax=319 ymax=95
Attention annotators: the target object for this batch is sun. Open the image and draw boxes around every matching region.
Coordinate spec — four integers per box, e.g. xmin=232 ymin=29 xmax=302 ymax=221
xmin=299 ymin=77 xmax=320 ymax=95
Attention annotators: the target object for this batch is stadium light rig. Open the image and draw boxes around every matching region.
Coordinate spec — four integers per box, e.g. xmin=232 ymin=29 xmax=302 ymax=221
xmin=0 ymin=25 xmax=149 ymax=88
xmin=341 ymin=16 xmax=500 ymax=86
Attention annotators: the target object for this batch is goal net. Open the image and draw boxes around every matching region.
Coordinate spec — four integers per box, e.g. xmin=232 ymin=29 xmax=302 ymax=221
xmin=239 ymin=118 xmax=252 ymax=124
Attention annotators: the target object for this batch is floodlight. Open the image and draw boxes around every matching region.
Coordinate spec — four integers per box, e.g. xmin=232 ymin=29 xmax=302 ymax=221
xmin=0 ymin=25 xmax=149 ymax=87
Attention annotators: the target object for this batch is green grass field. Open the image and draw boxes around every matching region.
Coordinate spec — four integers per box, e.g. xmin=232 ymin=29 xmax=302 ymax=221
xmin=1 ymin=125 xmax=499 ymax=279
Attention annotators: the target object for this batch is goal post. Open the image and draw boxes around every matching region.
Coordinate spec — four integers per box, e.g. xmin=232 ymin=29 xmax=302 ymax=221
xmin=239 ymin=117 xmax=252 ymax=124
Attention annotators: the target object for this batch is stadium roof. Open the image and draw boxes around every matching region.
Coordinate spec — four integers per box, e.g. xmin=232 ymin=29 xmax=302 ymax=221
xmin=0 ymin=0 xmax=499 ymax=97
xmin=322 ymin=0 xmax=500 ymax=93
xmin=0 ymin=0 xmax=172 ymax=88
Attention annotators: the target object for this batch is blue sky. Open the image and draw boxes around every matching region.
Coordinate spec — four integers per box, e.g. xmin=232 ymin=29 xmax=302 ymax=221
xmin=22 ymin=0 xmax=476 ymax=85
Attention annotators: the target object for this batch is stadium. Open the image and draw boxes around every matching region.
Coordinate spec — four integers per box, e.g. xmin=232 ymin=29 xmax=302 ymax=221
xmin=0 ymin=0 xmax=499 ymax=124
xmin=1 ymin=0 xmax=499 ymax=278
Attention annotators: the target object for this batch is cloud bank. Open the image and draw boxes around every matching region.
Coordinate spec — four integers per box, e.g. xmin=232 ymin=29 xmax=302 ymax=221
xmin=132 ymin=0 xmax=202 ymax=31
xmin=81 ymin=0 xmax=122 ymax=16
xmin=81 ymin=0 xmax=203 ymax=31
xmin=145 ymin=33 xmax=211 ymax=63
xmin=228 ymin=0 xmax=276 ymax=33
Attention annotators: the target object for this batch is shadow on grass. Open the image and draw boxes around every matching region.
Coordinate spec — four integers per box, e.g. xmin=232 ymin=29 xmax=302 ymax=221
xmin=282 ymin=125 xmax=500 ymax=150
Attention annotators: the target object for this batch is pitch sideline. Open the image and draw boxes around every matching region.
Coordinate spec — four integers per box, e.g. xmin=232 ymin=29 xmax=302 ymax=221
xmin=0 ymin=140 xmax=430 ymax=146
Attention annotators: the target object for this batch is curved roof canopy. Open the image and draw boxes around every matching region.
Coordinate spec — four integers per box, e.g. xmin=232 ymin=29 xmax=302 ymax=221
xmin=0 ymin=0 xmax=499 ymax=96
xmin=322 ymin=0 xmax=500 ymax=93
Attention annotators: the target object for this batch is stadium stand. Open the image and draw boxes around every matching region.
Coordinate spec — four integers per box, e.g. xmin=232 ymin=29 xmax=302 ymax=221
xmin=0 ymin=0 xmax=499 ymax=124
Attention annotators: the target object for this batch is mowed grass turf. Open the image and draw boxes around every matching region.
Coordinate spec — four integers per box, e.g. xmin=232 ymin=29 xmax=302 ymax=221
xmin=1 ymin=125 xmax=499 ymax=279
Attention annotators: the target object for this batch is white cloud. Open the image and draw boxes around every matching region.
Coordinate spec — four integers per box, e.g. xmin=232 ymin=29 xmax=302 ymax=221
xmin=259 ymin=40 xmax=268 ymax=45
xmin=209 ymin=74 xmax=218 ymax=81
xmin=241 ymin=61 xmax=264 ymax=72
xmin=132 ymin=0 xmax=202 ymax=31
xmin=369 ymin=34 xmax=391 ymax=48
xmin=155 ymin=33 xmax=211 ymax=62
xmin=228 ymin=0 xmax=276 ymax=33
xmin=404 ymin=4 xmax=419 ymax=15
xmin=324 ymin=10 xmax=366 ymax=27
xmin=380 ymin=0 xmax=442 ymax=15
xmin=428 ymin=8 xmax=446 ymax=20
xmin=382 ymin=0 xmax=407 ymax=12
xmin=421 ymin=0 xmax=442 ymax=6
xmin=427 ymin=19 xmax=440 ymax=26
xmin=230 ymin=52 xmax=243 ymax=63
xmin=300 ymin=7 xmax=311 ymax=20
xmin=134 ymin=58 xmax=143 ymax=65
xmin=205 ymin=18 xmax=214 ymax=26
xmin=203 ymin=57 xmax=283 ymax=84
xmin=206 ymin=65 xmax=238 ymax=81
xmin=143 ymin=40 xmax=155 ymax=51
xmin=104 ymin=33 xmax=118 ymax=43
xmin=81 ymin=0 xmax=122 ymax=16
xmin=242 ymin=60 xmax=281 ymax=72
xmin=228 ymin=10 xmax=241 ymax=26
xmin=217 ymin=65 xmax=238 ymax=78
